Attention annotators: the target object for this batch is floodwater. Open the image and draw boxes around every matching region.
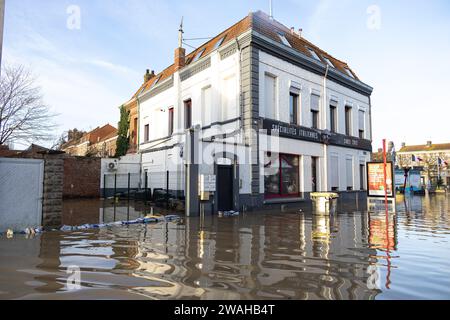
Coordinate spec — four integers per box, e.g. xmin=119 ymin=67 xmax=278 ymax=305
xmin=1 ymin=195 xmax=450 ymax=300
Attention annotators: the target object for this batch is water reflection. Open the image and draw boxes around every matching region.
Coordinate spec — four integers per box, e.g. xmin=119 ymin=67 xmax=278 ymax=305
xmin=1 ymin=195 xmax=450 ymax=300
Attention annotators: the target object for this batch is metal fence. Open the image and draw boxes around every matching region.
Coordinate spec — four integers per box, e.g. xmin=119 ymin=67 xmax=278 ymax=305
xmin=102 ymin=171 xmax=185 ymax=212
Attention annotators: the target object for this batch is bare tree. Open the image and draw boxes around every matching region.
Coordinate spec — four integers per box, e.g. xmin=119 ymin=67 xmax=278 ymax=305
xmin=0 ymin=65 xmax=57 ymax=146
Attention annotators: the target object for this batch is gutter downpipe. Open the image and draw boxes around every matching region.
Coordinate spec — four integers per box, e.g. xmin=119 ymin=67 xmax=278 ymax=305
xmin=136 ymin=96 xmax=143 ymax=189
xmin=322 ymin=65 xmax=329 ymax=192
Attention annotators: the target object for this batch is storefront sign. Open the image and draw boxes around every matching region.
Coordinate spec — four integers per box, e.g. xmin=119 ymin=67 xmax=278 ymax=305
xmin=367 ymin=162 xmax=395 ymax=197
xmin=262 ymin=119 xmax=372 ymax=151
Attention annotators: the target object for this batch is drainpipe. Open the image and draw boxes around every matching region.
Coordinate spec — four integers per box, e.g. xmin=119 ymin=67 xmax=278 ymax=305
xmin=322 ymin=65 xmax=329 ymax=192
xmin=136 ymin=96 xmax=143 ymax=189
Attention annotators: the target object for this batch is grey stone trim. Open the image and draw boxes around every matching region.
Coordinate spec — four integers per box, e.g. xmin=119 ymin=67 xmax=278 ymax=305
xmin=180 ymin=57 xmax=211 ymax=81
xmin=219 ymin=43 xmax=238 ymax=60
xmin=241 ymin=44 xmax=260 ymax=194
xmin=251 ymin=30 xmax=373 ymax=97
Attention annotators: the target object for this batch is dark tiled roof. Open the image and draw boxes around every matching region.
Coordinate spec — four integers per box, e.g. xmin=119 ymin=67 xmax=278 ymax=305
xmin=130 ymin=10 xmax=360 ymax=100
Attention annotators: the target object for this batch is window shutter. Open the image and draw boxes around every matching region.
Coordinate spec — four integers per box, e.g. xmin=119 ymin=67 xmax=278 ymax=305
xmin=311 ymin=94 xmax=320 ymax=111
xmin=331 ymin=155 xmax=339 ymax=188
xmin=346 ymin=158 xmax=353 ymax=188
xmin=359 ymin=110 xmax=365 ymax=130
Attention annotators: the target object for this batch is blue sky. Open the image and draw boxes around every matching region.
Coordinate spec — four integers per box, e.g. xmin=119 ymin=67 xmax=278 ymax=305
xmin=3 ymin=0 xmax=450 ymax=149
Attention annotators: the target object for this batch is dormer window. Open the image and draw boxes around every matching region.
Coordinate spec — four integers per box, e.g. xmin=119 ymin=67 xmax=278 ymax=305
xmin=277 ymin=33 xmax=292 ymax=48
xmin=192 ymin=49 xmax=205 ymax=63
xmin=323 ymin=56 xmax=335 ymax=68
xmin=345 ymin=68 xmax=355 ymax=78
xmin=150 ymin=76 xmax=161 ymax=89
xmin=307 ymin=48 xmax=321 ymax=61
xmin=214 ymin=36 xmax=226 ymax=50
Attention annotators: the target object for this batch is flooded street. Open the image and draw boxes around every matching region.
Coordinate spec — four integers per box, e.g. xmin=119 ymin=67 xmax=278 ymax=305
xmin=1 ymin=195 xmax=450 ymax=300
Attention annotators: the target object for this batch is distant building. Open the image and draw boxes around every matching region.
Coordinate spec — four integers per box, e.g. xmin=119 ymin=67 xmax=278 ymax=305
xmin=62 ymin=124 xmax=118 ymax=158
xmin=396 ymin=141 xmax=450 ymax=187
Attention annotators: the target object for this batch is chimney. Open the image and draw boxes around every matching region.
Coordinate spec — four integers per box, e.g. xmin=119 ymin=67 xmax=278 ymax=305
xmin=175 ymin=18 xmax=186 ymax=71
xmin=144 ymin=69 xmax=155 ymax=83
xmin=290 ymin=27 xmax=295 ymax=35
xmin=427 ymin=141 xmax=432 ymax=147
xmin=175 ymin=48 xmax=186 ymax=71
xmin=401 ymin=142 xmax=406 ymax=148
xmin=298 ymin=28 xmax=303 ymax=38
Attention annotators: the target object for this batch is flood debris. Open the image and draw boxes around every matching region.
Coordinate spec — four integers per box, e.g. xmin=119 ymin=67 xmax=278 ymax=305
xmin=218 ymin=211 xmax=240 ymax=218
xmin=60 ymin=214 xmax=182 ymax=232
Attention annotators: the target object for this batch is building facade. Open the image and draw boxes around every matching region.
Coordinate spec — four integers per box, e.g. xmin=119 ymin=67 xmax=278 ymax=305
xmin=132 ymin=11 xmax=373 ymax=215
xmin=397 ymin=141 xmax=450 ymax=188
xmin=62 ymin=124 xmax=118 ymax=158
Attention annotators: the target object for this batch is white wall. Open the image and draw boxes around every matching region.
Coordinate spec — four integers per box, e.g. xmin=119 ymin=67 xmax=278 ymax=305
xmin=258 ymin=50 xmax=371 ymax=139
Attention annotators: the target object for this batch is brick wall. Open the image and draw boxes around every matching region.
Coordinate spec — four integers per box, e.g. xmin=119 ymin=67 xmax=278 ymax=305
xmin=64 ymin=157 xmax=101 ymax=198
xmin=42 ymin=156 xmax=64 ymax=228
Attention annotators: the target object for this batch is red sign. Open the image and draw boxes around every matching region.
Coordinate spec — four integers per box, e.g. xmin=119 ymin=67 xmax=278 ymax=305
xmin=367 ymin=162 xmax=394 ymax=197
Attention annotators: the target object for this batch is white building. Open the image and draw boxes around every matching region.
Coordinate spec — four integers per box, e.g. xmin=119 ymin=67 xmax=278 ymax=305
xmin=128 ymin=11 xmax=373 ymax=215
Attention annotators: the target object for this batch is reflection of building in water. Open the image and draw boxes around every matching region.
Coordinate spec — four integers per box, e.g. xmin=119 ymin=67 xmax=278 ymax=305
xmin=172 ymin=213 xmax=380 ymax=300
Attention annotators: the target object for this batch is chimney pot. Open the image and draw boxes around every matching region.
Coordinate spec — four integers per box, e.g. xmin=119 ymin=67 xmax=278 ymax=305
xmin=298 ymin=28 xmax=303 ymax=38
xmin=401 ymin=142 xmax=406 ymax=148
xmin=144 ymin=69 xmax=156 ymax=83
xmin=427 ymin=141 xmax=432 ymax=147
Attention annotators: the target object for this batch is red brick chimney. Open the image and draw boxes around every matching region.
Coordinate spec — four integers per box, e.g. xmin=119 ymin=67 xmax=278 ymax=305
xmin=174 ymin=47 xmax=186 ymax=71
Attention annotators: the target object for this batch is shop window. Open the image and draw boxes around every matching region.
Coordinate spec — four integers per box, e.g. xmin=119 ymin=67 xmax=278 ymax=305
xmin=264 ymin=153 xmax=300 ymax=198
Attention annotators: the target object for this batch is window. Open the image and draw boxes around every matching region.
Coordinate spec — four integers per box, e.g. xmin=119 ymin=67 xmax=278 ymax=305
xmin=330 ymin=105 xmax=337 ymax=133
xmin=264 ymin=153 xmax=300 ymax=198
xmin=214 ymin=36 xmax=226 ymax=50
xmin=184 ymin=100 xmax=192 ymax=129
xmin=359 ymin=164 xmax=366 ymax=191
xmin=311 ymin=94 xmax=320 ymax=129
xmin=312 ymin=157 xmax=318 ymax=192
xmin=144 ymin=124 xmax=149 ymax=142
xmin=358 ymin=110 xmax=365 ymax=139
xmin=264 ymin=74 xmax=277 ymax=119
xmin=168 ymin=107 xmax=174 ymax=135
xmin=132 ymin=118 xmax=138 ymax=144
xmin=345 ymin=68 xmax=355 ymax=78
xmin=307 ymin=48 xmax=321 ymax=61
xmin=289 ymin=92 xmax=299 ymax=125
xmin=346 ymin=157 xmax=354 ymax=191
xmin=277 ymin=33 xmax=292 ymax=47
xmin=330 ymin=155 xmax=339 ymax=191
xmin=192 ymin=49 xmax=205 ymax=63
xmin=345 ymin=106 xmax=352 ymax=136
xmin=323 ymin=56 xmax=335 ymax=68
xmin=311 ymin=110 xmax=319 ymax=129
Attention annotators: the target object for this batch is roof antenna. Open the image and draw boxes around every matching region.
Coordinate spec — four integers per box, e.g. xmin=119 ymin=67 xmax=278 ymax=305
xmin=269 ymin=0 xmax=274 ymax=19
xmin=178 ymin=16 xmax=184 ymax=48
